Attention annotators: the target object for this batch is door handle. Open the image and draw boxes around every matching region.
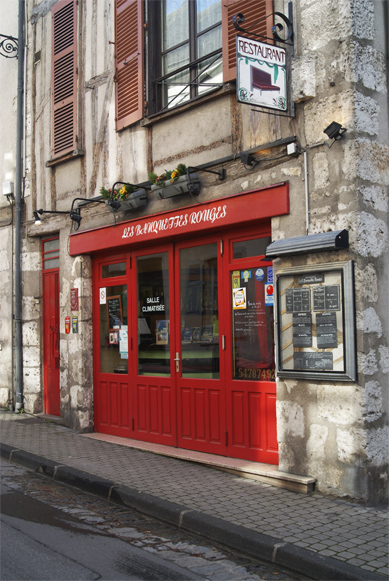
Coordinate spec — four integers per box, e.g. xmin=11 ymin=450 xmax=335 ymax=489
xmin=174 ymin=352 xmax=180 ymax=373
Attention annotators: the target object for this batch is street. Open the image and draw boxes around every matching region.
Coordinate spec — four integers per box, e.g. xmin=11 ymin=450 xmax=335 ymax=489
xmin=1 ymin=459 xmax=308 ymax=580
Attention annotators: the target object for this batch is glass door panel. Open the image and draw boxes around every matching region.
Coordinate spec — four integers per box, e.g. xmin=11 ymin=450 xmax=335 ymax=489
xmin=100 ymin=284 xmax=128 ymax=374
xmin=180 ymin=243 xmax=219 ymax=378
xmin=137 ymin=253 xmax=170 ymax=376
xmin=231 ymin=266 xmax=275 ymax=381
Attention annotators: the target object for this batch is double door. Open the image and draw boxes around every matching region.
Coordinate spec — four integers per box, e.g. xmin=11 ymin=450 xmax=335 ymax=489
xmin=93 ymin=227 xmax=278 ymax=464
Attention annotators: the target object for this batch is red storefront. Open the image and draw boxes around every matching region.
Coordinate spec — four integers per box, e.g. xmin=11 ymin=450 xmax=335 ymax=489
xmin=69 ymin=183 xmax=289 ymax=464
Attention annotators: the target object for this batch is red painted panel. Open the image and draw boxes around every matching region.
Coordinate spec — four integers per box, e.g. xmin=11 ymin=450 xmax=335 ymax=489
xmin=180 ymin=388 xmax=192 ymax=439
xmin=98 ymin=381 xmax=108 ymax=426
xmin=231 ymin=391 xmax=245 ymax=447
xmin=149 ymin=385 xmax=159 ymax=434
xmin=266 ymin=392 xmax=278 ymax=451
xmin=136 ymin=384 xmax=147 ymax=432
xmin=194 ymin=389 xmax=206 ymax=441
xmin=111 ymin=382 xmax=119 ymax=427
xmin=120 ymin=382 xmax=130 ymax=429
xmin=209 ymin=390 xmax=221 ymax=443
xmin=161 ymin=386 xmax=172 ymax=435
xmin=249 ymin=392 xmax=261 ymax=449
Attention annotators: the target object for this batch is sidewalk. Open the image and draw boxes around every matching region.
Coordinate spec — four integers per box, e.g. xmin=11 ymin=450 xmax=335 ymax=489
xmin=1 ymin=411 xmax=388 ymax=581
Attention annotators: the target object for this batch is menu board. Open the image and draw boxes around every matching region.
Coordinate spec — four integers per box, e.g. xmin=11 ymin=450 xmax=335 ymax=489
xmin=107 ymin=295 xmax=122 ymax=330
xmin=275 ymin=262 xmax=356 ymax=381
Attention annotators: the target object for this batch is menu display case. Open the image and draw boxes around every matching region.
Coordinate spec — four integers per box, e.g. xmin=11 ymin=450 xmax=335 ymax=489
xmin=275 ymin=261 xmax=356 ymax=381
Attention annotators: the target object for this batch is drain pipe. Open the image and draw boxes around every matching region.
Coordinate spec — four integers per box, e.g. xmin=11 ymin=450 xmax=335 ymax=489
xmin=304 ymin=150 xmax=309 ymax=236
xmin=14 ymin=0 xmax=25 ymax=412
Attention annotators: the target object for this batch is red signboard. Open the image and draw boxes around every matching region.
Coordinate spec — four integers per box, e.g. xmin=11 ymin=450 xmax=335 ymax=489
xmin=69 ymin=183 xmax=289 ymax=256
xmin=70 ymin=288 xmax=79 ymax=311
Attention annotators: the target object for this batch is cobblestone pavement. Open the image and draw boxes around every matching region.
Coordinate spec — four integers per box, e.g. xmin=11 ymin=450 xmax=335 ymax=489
xmin=2 ymin=459 xmax=305 ymax=580
xmin=1 ymin=412 xmax=388 ymax=578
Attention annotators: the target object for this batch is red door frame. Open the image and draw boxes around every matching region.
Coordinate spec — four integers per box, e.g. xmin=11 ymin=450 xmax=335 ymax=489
xmin=93 ymin=252 xmax=133 ymax=437
xmin=42 ymin=238 xmax=60 ymax=416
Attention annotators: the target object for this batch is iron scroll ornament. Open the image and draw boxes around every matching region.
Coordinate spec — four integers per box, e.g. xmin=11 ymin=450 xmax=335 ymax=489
xmin=232 ymin=12 xmax=293 ymax=45
xmin=0 ymin=34 xmax=18 ymax=58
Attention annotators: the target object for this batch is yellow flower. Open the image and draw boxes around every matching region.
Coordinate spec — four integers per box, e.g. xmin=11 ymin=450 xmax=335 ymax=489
xmin=119 ymin=186 xmax=126 ymax=196
xmin=171 ymin=170 xmax=179 ymax=178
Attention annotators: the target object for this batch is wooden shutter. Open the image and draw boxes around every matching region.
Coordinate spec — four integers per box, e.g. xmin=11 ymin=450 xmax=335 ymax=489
xmin=51 ymin=0 xmax=77 ymax=158
xmin=115 ymin=0 xmax=144 ymax=130
xmin=222 ymin=0 xmax=273 ymax=82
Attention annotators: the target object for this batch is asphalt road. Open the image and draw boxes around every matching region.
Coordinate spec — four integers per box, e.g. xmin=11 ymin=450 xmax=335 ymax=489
xmin=1 ymin=459 xmax=307 ymax=580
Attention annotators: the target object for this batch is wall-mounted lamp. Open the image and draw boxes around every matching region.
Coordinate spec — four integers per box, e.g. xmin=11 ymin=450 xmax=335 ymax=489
xmin=2 ymin=180 xmax=14 ymax=203
xmin=33 ymin=208 xmax=68 ymax=225
xmin=69 ymin=197 xmax=106 ymax=229
xmin=240 ymin=152 xmax=256 ymax=168
xmin=323 ymin=122 xmax=347 ymax=144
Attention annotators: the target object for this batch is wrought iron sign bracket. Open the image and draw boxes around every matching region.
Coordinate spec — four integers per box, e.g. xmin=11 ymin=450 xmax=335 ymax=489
xmin=232 ymin=10 xmax=293 ymax=46
xmin=0 ymin=34 xmax=18 ymax=58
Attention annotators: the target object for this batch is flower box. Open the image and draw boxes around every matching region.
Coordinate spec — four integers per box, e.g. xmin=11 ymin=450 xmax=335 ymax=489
xmin=152 ymin=173 xmax=201 ymax=199
xmin=105 ymin=188 xmax=147 ymax=213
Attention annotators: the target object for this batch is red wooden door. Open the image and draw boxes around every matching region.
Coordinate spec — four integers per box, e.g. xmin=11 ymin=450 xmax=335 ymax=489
xmin=93 ymin=255 xmax=132 ymax=437
xmin=42 ymin=238 xmax=60 ymax=416
xmin=224 ymin=229 xmax=278 ymax=464
xmin=175 ymin=238 xmax=227 ymax=456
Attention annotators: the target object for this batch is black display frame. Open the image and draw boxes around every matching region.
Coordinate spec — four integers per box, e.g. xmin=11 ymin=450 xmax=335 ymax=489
xmin=275 ymin=261 xmax=357 ymax=381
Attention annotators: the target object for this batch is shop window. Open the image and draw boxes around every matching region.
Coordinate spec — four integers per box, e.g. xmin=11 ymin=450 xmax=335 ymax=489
xmin=51 ymin=0 xmax=78 ymax=158
xmin=101 ymin=262 xmax=127 ymax=278
xmin=115 ymin=0 xmax=272 ymax=128
xmin=180 ymin=244 xmax=219 ymax=378
xmin=232 ymin=236 xmax=271 ymax=260
xmin=137 ymin=253 xmax=170 ymax=376
xmin=100 ymin=285 xmax=128 ymax=373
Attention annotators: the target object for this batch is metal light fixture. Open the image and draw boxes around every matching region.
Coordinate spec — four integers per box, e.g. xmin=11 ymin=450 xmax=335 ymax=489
xmin=33 ymin=208 xmax=68 ymax=225
xmin=323 ymin=121 xmax=347 ymax=142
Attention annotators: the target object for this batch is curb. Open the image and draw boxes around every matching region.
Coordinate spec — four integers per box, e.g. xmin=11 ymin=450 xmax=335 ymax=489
xmin=1 ymin=443 xmax=385 ymax=581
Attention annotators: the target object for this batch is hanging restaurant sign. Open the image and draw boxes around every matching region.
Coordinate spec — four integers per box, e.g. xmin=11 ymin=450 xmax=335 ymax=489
xmin=236 ymin=36 xmax=287 ymax=112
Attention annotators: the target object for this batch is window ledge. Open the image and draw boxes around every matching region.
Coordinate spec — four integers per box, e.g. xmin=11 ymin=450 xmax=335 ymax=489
xmin=141 ymin=83 xmax=236 ymax=127
xmin=46 ymin=149 xmax=85 ymax=168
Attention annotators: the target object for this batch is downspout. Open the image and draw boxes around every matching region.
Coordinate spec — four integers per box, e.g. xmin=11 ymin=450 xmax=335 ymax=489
xmin=14 ymin=0 xmax=25 ymax=412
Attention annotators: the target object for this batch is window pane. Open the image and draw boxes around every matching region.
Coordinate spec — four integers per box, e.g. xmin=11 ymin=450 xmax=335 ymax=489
xmin=197 ymin=0 xmax=221 ymax=33
xmin=162 ymin=0 xmax=189 ymax=51
xmin=180 ymin=244 xmax=219 ymax=378
xmin=101 ymin=262 xmax=126 ymax=278
xmin=43 ymin=257 xmax=59 ymax=270
xmin=100 ymin=285 xmax=128 ymax=374
xmin=233 ymin=237 xmax=271 ymax=259
xmin=232 ymin=267 xmax=275 ymax=381
xmin=137 ymin=253 xmax=170 ymax=376
xmin=43 ymin=239 xmax=59 ymax=252
xmin=197 ymin=25 xmax=222 ymax=58
xmin=198 ymin=54 xmax=222 ymax=95
xmin=162 ymin=45 xmax=191 ymax=108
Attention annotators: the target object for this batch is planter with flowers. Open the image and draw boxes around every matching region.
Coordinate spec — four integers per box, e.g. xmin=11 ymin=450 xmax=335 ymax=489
xmin=149 ymin=164 xmax=201 ymax=199
xmin=100 ymin=183 xmax=147 ymax=213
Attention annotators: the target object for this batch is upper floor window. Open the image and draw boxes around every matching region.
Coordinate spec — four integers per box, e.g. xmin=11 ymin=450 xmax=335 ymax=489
xmin=115 ymin=0 xmax=273 ymax=129
xmin=159 ymin=0 xmax=222 ymax=110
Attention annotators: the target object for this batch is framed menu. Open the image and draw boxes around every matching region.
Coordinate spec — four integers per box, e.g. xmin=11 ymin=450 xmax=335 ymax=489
xmin=275 ymin=261 xmax=356 ymax=381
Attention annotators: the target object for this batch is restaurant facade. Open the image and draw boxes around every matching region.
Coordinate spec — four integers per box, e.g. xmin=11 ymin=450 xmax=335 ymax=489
xmin=1 ymin=0 xmax=387 ymax=504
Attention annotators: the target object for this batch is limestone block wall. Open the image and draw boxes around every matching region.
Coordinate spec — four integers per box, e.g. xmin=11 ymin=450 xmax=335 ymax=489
xmin=271 ymin=0 xmax=388 ymax=503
